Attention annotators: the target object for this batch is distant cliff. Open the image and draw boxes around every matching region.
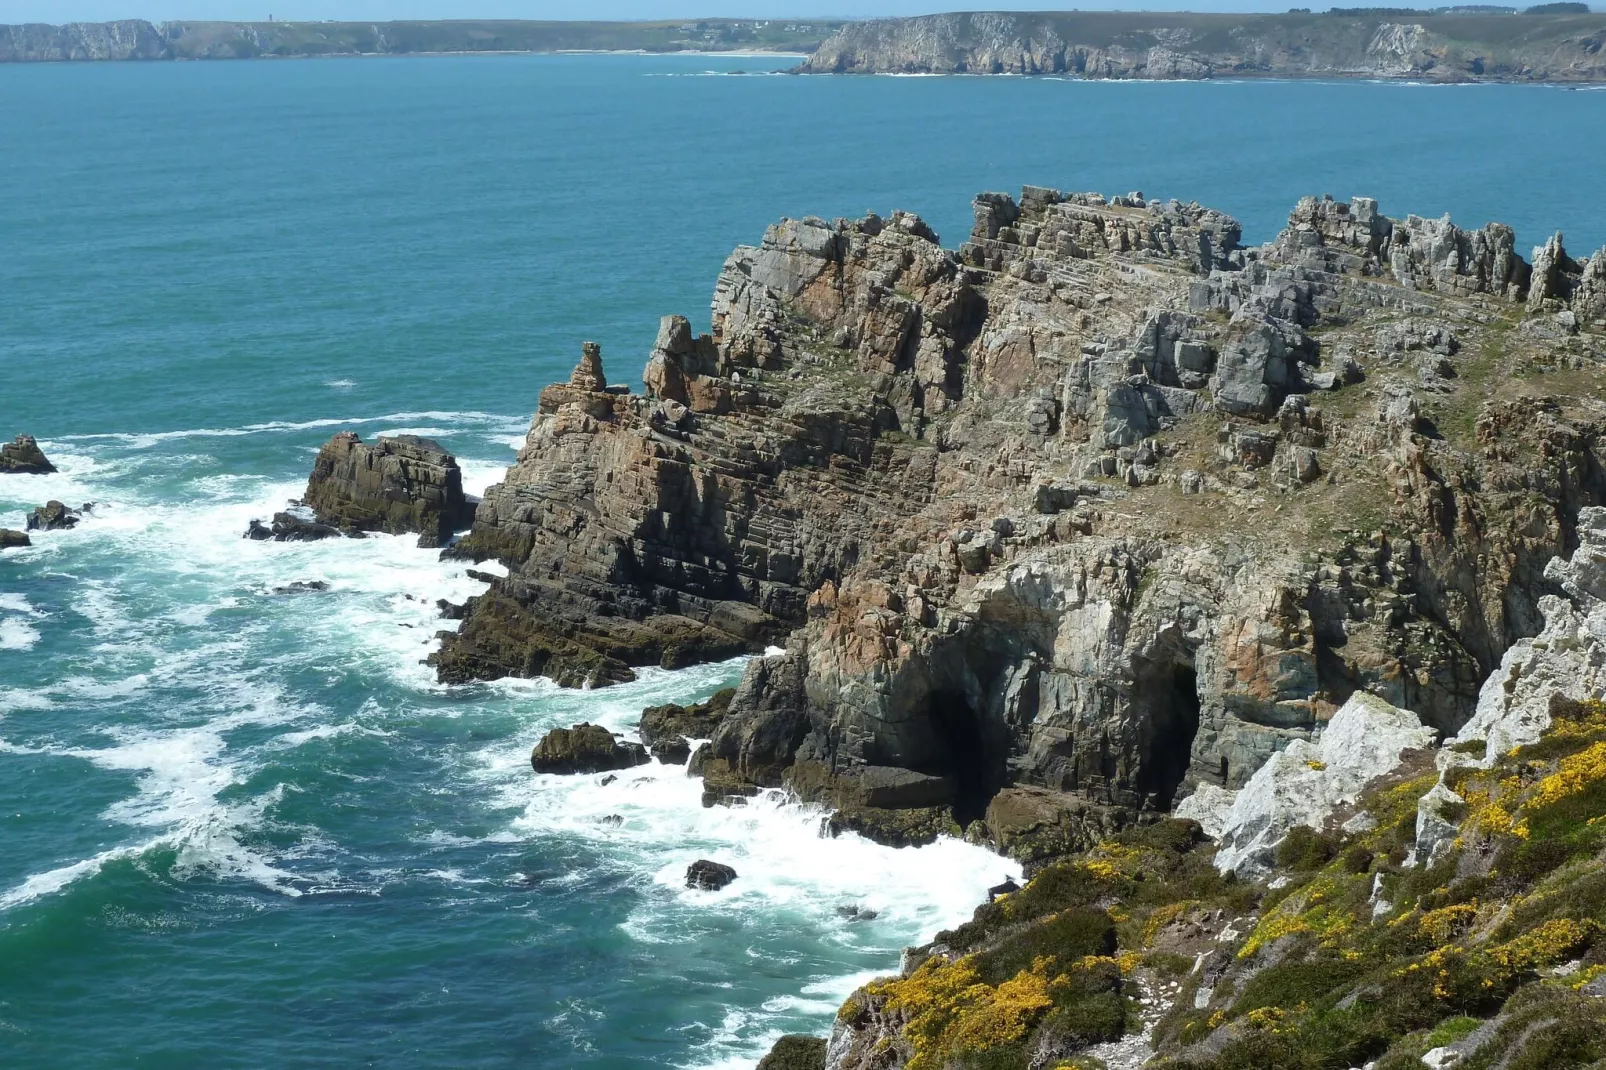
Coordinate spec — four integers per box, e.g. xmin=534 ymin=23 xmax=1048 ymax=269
xmin=799 ymin=10 xmax=1606 ymax=81
xmin=0 ymin=18 xmax=840 ymax=62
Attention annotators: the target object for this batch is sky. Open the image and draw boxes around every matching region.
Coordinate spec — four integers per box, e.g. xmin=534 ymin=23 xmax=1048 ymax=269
xmin=0 ymin=1 xmax=1492 ymax=23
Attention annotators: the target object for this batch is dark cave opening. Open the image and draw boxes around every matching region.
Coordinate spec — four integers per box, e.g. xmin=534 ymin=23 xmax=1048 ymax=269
xmin=927 ymin=689 xmax=1000 ymax=827
xmin=1138 ymin=664 xmax=1201 ymax=811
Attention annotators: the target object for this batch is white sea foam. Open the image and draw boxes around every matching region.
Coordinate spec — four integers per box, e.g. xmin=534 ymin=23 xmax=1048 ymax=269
xmin=0 ymin=619 xmax=40 ymax=651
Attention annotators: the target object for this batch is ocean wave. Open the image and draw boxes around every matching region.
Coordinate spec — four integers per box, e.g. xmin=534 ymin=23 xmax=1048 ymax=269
xmin=51 ymin=408 xmax=530 ymax=448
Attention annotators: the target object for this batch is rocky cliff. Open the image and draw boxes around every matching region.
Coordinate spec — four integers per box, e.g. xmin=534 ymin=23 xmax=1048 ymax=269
xmin=798 ymin=513 xmax=1606 ymax=1070
xmin=798 ymin=10 xmax=1606 ymax=81
xmin=444 ymin=184 xmax=1606 ymax=876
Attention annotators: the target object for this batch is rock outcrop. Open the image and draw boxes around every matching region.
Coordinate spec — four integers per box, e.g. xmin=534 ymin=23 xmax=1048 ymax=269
xmin=448 ymin=186 xmax=1606 ymax=885
xmin=529 ymin=722 xmax=649 ymax=775
xmin=0 ymin=435 xmax=55 ymax=475
xmin=302 ymin=432 xmax=477 ymax=548
xmin=640 ymin=687 xmax=734 ymax=765
xmin=799 ymin=10 xmax=1606 ymax=82
xmin=684 ymin=859 xmax=737 ymax=890
xmin=0 ymin=529 xmax=30 ymax=550
xmin=25 ymin=501 xmax=80 ymax=531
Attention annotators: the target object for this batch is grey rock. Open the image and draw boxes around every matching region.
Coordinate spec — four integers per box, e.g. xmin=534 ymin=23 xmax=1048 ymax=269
xmin=0 ymin=435 xmax=55 ymax=475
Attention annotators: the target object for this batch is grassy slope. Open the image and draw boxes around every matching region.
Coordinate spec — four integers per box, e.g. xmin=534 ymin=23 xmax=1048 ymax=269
xmin=831 ymin=700 xmax=1606 ymax=1069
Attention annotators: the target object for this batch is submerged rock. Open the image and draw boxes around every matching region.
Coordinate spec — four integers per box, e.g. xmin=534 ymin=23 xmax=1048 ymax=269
xmin=684 ymin=859 xmax=737 ymax=891
xmin=302 ymin=432 xmax=478 ymax=548
xmin=0 ymin=434 xmax=55 ymax=475
xmin=269 ymin=580 xmax=331 ymax=594
xmin=0 ymin=529 xmax=30 ymax=550
xmin=25 ymin=500 xmax=79 ymax=531
xmin=529 ymin=722 xmax=648 ymax=775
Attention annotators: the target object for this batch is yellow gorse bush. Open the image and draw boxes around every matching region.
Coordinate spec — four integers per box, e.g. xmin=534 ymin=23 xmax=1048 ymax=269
xmin=868 ymin=953 xmax=1063 ymax=1070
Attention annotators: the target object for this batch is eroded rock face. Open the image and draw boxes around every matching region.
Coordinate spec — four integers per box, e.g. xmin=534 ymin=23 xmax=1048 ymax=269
xmin=529 ymin=723 xmax=649 ymax=775
xmin=447 ymin=185 xmax=1606 ymax=856
xmin=0 ymin=435 xmax=55 ymax=475
xmin=0 ymin=529 xmax=30 ymax=550
xmin=303 ymin=432 xmax=477 ymax=548
xmin=1176 ymin=692 xmax=1435 ymax=876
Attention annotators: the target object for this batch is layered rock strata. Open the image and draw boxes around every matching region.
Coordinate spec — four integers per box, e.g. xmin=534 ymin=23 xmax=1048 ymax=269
xmin=303 ymin=432 xmax=477 ymax=548
xmin=0 ymin=434 xmax=54 ymax=474
xmin=455 ymin=187 xmax=1606 ymax=873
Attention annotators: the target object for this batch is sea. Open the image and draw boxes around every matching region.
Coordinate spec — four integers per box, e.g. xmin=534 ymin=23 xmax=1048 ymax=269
xmin=2 ymin=52 xmax=1604 ymax=1069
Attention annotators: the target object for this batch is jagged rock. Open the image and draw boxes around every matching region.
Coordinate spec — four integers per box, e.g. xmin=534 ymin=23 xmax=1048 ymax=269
xmin=25 ymin=500 xmax=79 ymax=531
xmin=0 ymin=529 xmax=30 ymax=550
xmin=438 ymin=186 xmax=1606 ymax=876
xmin=302 ymin=432 xmax=478 ymax=548
xmin=1180 ymin=692 xmax=1436 ymax=876
xmin=244 ymin=511 xmax=345 ymax=542
xmin=569 ymin=340 xmax=607 ymax=392
xmin=684 ymin=859 xmax=737 ymax=891
xmin=0 ymin=435 xmax=55 ymax=475
xmin=529 ymin=723 xmax=649 ymax=775
xmin=1438 ymin=507 xmax=1606 ymax=767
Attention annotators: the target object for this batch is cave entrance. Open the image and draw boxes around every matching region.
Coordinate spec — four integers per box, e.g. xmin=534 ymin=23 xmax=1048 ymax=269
xmin=1137 ymin=663 xmax=1201 ymax=811
xmin=927 ymin=689 xmax=1000 ymax=827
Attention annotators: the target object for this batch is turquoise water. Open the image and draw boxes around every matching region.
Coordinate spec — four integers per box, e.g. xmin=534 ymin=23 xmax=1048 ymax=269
xmin=2 ymin=53 xmax=1605 ymax=1069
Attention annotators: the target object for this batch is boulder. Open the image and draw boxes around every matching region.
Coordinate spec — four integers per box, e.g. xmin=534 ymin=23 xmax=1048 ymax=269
xmin=25 ymin=500 xmax=79 ymax=531
xmin=244 ymin=511 xmax=345 ymax=542
xmin=649 ymin=738 xmax=692 ymax=765
xmin=0 ymin=529 xmax=30 ymax=550
xmin=684 ymin=859 xmax=737 ymax=891
xmin=302 ymin=432 xmax=478 ymax=548
xmin=1179 ymin=692 xmax=1436 ymax=876
xmin=756 ymin=1035 xmax=827 ymax=1070
xmin=529 ymin=722 xmax=649 ymax=775
xmin=0 ymin=434 xmax=55 ymax=475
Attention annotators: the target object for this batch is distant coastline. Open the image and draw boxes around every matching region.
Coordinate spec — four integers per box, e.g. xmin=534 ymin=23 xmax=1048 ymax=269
xmin=0 ymin=18 xmax=840 ymax=64
xmin=798 ymin=9 xmax=1606 ymax=83
xmin=7 ymin=11 xmax=1606 ymax=84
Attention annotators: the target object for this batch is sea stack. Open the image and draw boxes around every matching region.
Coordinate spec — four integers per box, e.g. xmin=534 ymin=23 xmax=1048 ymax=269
xmin=0 ymin=434 xmax=56 ymax=474
xmin=301 ymin=432 xmax=478 ymax=548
